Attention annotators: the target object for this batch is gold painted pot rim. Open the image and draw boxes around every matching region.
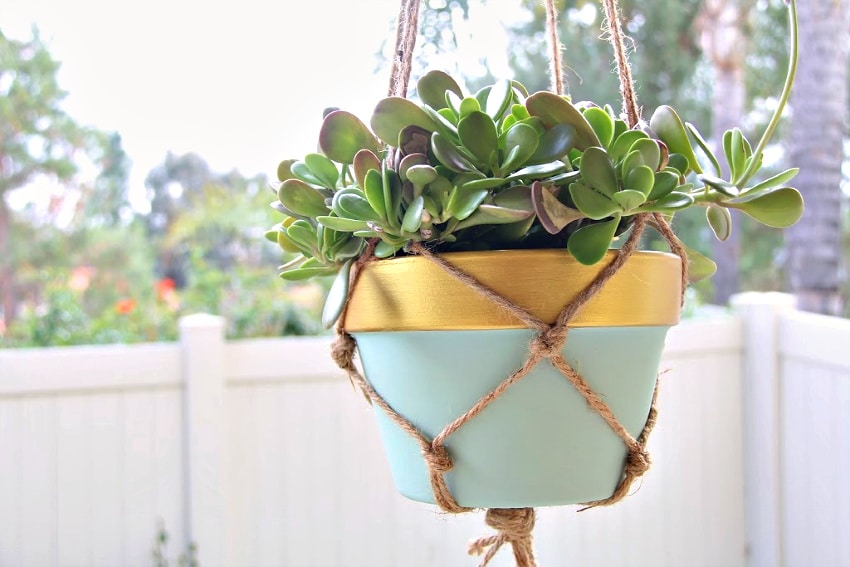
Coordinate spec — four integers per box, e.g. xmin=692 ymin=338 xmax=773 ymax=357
xmin=344 ymin=249 xmax=683 ymax=332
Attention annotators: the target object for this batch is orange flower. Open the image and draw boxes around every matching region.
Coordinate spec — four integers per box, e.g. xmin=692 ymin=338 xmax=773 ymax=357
xmin=115 ymin=299 xmax=136 ymax=315
xmin=156 ymin=278 xmax=176 ymax=298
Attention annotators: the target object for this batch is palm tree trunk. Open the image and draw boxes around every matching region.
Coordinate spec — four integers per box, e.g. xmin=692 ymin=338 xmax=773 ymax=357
xmin=786 ymin=0 xmax=849 ymax=316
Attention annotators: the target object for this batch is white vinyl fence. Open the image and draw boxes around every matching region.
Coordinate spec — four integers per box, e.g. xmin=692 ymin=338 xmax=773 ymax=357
xmin=0 ymin=293 xmax=848 ymax=567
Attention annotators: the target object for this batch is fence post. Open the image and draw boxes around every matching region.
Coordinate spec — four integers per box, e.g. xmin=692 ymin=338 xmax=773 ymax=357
xmin=730 ymin=292 xmax=795 ymax=567
xmin=180 ymin=314 xmax=227 ymax=566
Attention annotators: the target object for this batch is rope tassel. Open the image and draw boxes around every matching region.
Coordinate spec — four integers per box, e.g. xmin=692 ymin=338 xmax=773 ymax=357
xmin=468 ymin=508 xmax=537 ymax=567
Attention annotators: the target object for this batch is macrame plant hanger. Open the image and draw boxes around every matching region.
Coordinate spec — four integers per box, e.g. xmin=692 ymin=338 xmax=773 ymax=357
xmin=331 ymin=1 xmax=690 ymax=565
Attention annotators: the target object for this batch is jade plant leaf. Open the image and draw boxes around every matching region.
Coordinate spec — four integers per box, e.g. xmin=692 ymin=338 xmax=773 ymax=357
xmin=525 ymin=92 xmax=601 ymax=150
xmin=431 ymin=132 xmax=479 ymax=173
xmin=706 ymin=204 xmax=732 ymax=241
xmin=290 ymin=161 xmax=325 ymax=186
xmin=494 ymin=185 xmax=534 ymax=212
xmin=630 ymin=138 xmax=662 ymax=171
xmin=625 ymin=165 xmax=655 ymax=197
xmin=458 ymin=111 xmax=499 ymax=165
xmin=332 ymin=192 xmax=381 ymax=222
xmin=319 ymin=111 xmax=381 ymax=165
xmin=303 ymin=153 xmax=339 ymax=188
xmin=648 ymin=170 xmax=679 ymax=201
xmin=401 ymin=195 xmax=425 ymax=233
xmin=725 ymin=187 xmax=804 ymax=228
xmin=371 ymin=97 xmax=439 ymax=146
xmin=568 ymin=216 xmax=620 ymax=265
xmin=582 ymin=106 xmax=615 ymax=149
xmin=700 ymin=174 xmax=739 ymax=197
xmin=278 ymin=179 xmax=331 ymax=218
xmin=316 ymin=215 xmax=370 ymax=232
xmin=612 ymin=189 xmax=647 ymax=212
xmin=352 ymin=149 xmax=382 ymax=190
xmin=580 ymin=147 xmax=618 ymax=197
xmin=446 ymin=187 xmax=488 ymax=220
xmin=374 ymin=240 xmax=402 ymax=258
xmin=501 ymin=122 xmax=539 ymax=172
xmin=685 ymin=122 xmax=721 ymax=177
xmin=649 ymin=105 xmax=703 ymax=175
xmin=505 ymin=161 xmax=567 ymax=182
xmin=529 ymin=123 xmax=574 ymax=164
xmin=417 ymin=70 xmax=463 ymax=110
xmin=746 ymin=168 xmax=799 ymax=194
xmin=532 ymin=182 xmax=584 ymax=234
xmin=454 ymin=204 xmax=534 ymax=231
xmin=382 ymin=166 xmax=403 ymax=229
xmin=609 ymin=130 xmax=649 ymax=162
xmin=363 ymin=169 xmax=387 ymax=221
xmin=277 ymin=159 xmax=297 ymax=182
xmin=640 ymin=191 xmax=694 ymax=212
xmin=322 ymin=259 xmax=352 ymax=328
xmin=684 ymin=245 xmax=718 ymax=283
xmin=485 ymin=79 xmax=513 ymax=119
xmin=569 ymin=181 xmax=618 ymax=220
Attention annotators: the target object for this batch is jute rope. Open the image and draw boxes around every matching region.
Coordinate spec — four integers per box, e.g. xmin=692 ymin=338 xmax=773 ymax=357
xmin=329 ymin=1 xmax=689 ymax=565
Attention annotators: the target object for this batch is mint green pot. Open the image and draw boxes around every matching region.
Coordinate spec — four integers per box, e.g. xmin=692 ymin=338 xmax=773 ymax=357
xmin=353 ymin=326 xmax=669 ymax=508
xmin=343 ymin=249 xmax=681 ymax=509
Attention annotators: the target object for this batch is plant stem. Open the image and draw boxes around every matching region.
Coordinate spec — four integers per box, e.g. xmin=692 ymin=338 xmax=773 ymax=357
xmin=738 ymin=0 xmax=799 ymax=187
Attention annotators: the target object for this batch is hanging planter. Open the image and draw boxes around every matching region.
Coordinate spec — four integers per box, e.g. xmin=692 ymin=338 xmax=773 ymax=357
xmin=345 ymin=248 xmax=680 ymax=508
xmin=264 ymin=0 xmax=802 ymax=563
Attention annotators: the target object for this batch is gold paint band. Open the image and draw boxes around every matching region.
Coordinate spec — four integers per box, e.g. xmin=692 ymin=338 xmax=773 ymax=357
xmin=344 ymin=249 xmax=682 ymax=332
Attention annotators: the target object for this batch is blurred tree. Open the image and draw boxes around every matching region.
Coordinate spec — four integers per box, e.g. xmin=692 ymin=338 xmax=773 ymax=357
xmin=786 ymin=0 xmax=850 ymax=315
xmin=0 ymin=28 xmax=127 ymax=326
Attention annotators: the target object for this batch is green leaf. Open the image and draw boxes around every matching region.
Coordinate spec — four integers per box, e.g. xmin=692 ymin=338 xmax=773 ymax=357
xmin=286 ymin=220 xmax=320 ymax=255
xmin=685 ymin=122 xmax=721 ymax=177
xmin=371 ymin=97 xmax=438 ymax=146
xmin=699 ymin=174 xmax=739 ymax=197
xmin=745 ymin=168 xmax=799 ymax=194
xmin=374 ymin=240 xmax=403 ymax=258
xmin=431 ymin=131 xmax=479 ymax=173
xmin=569 ymin=181 xmax=618 ymax=220
xmin=580 ymin=147 xmax=618 ymax=197
xmin=726 ymin=187 xmax=804 ymax=228
xmin=446 ymin=187 xmax=488 ymax=220
xmin=612 ymin=189 xmax=647 ymax=212
xmin=290 ymin=161 xmax=325 ymax=186
xmin=649 ymin=105 xmax=702 ymax=174
xmin=625 ymin=165 xmax=655 ymax=196
xmin=640 ymin=191 xmax=694 ymax=212
xmin=684 ymin=245 xmax=717 ymax=283
xmin=280 ymin=266 xmax=338 ymax=281
xmin=706 ymin=204 xmax=732 ymax=241
xmin=529 ymin=123 xmax=574 ymax=164
xmin=648 ymin=170 xmax=680 ymax=201
xmin=363 ymin=169 xmax=387 ymax=220
xmin=382 ymin=165 xmax=402 ymax=229
xmin=630 ymin=138 xmax=662 ymax=171
xmin=277 ymin=159 xmax=297 ymax=182
xmin=525 ymin=92 xmax=601 ymax=150
xmin=278 ymin=179 xmax=330 ymax=218
xmin=319 ymin=110 xmax=381 ymax=164
xmin=332 ymin=193 xmax=381 ymax=222
xmin=462 ymin=177 xmax=507 ymax=191
xmin=485 ymin=79 xmax=513 ymax=119
xmin=402 ymin=195 xmax=425 ymax=233
xmin=303 ymin=153 xmax=339 ymax=188
xmin=568 ymin=216 xmax=621 ymax=265
xmin=322 ymin=259 xmax=352 ymax=328
xmin=454 ymin=204 xmax=533 ymax=230
xmin=609 ymin=129 xmax=649 ymax=161
xmin=494 ymin=185 xmax=534 ymax=212
xmin=417 ymin=70 xmax=463 ymax=110
xmin=316 ymin=215 xmax=370 ymax=232
xmin=459 ymin=96 xmax=481 ymax=118
xmin=501 ymin=122 xmax=539 ymax=172
xmin=505 ymin=161 xmax=567 ymax=182
xmin=458 ymin=111 xmax=499 ymax=164
xmin=352 ymin=149 xmax=382 ymax=190
xmin=582 ymin=107 xmax=615 ymax=148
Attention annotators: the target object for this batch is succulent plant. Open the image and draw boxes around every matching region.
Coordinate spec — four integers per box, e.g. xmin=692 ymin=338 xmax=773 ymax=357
xmin=265 ymin=9 xmax=802 ymax=327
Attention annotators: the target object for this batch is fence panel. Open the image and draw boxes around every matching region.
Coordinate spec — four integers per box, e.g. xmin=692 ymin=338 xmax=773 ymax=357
xmin=778 ymin=310 xmax=850 ymax=567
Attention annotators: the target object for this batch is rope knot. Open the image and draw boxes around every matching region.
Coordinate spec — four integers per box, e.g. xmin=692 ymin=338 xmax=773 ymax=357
xmin=531 ymin=326 xmax=568 ymax=358
xmin=424 ymin=443 xmax=454 ymax=474
xmin=469 ymin=508 xmax=537 ymax=566
xmin=625 ymin=447 xmax=651 ymax=478
xmin=330 ymin=332 xmax=357 ymax=370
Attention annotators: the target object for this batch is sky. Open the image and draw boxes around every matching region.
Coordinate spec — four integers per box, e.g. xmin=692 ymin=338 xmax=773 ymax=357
xmin=2 ymin=0 xmax=408 ymax=208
